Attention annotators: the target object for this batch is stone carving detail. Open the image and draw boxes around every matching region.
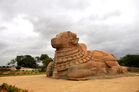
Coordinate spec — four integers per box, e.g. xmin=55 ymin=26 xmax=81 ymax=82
xmin=47 ymin=31 xmax=127 ymax=79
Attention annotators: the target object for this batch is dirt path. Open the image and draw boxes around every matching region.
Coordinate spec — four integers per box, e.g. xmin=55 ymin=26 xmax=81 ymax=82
xmin=0 ymin=75 xmax=139 ymax=92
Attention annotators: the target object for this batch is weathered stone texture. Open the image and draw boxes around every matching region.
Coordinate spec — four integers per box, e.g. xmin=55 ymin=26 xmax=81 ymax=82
xmin=47 ymin=31 xmax=128 ymax=79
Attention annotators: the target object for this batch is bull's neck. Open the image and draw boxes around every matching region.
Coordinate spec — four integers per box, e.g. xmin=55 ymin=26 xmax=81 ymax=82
xmin=55 ymin=44 xmax=82 ymax=58
xmin=54 ymin=44 xmax=92 ymax=72
xmin=55 ymin=44 xmax=78 ymax=51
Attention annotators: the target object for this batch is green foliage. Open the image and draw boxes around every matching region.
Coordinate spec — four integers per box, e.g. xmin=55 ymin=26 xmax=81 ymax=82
xmin=119 ymin=54 xmax=139 ymax=68
xmin=40 ymin=54 xmax=53 ymax=72
xmin=0 ymin=83 xmax=28 ymax=92
xmin=8 ymin=54 xmax=53 ymax=71
xmin=8 ymin=59 xmax=16 ymax=66
xmin=9 ymin=55 xmax=38 ymax=68
xmin=17 ymin=55 xmax=38 ymax=68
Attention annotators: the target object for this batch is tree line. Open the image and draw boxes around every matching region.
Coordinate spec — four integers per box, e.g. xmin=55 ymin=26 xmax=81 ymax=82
xmin=119 ymin=54 xmax=139 ymax=68
xmin=8 ymin=54 xmax=53 ymax=71
xmin=8 ymin=54 xmax=139 ymax=71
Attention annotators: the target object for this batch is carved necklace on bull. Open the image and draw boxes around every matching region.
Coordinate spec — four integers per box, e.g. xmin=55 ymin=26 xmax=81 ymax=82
xmin=54 ymin=32 xmax=93 ymax=72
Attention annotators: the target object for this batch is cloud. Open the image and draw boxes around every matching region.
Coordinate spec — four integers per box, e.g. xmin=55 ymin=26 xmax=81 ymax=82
xmin=33 ymin=17 xmax=72 ymax=38
xmin=82 ymin=25 xmax=139 ymax=57
xmin=0 ymin=42 xmax=8 ymax=50
xmin=0 ymin=26 xmax=6 ymax=30
xmin=0 ymin=0 xmax=139 ymax=65
xmin=57 ymin=0 xmax=90 ymax=10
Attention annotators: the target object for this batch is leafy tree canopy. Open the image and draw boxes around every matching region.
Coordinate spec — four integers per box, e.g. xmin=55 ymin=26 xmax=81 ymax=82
xmin=119 ymin=54 xmax=139 ymax=68
xmin=8 ymin=54 xmax=53 ymax=70
xmin=8 ymin=55 xmax=38 ymax=68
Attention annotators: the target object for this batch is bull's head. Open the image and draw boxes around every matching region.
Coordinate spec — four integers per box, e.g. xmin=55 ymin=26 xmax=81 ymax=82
xmin=51 ymin=31 xmax=79 ymax=49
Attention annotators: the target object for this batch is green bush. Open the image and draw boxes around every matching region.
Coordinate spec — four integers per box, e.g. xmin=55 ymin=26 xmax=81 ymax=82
xmin=119 ymin=54 xmax=139 ymax=68
xmin=0 ymin=83 xmax=28 ymax=92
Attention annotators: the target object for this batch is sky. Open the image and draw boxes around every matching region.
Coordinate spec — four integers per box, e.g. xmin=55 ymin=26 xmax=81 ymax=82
xmin=0 ymin=0 xmax=139 ymax=65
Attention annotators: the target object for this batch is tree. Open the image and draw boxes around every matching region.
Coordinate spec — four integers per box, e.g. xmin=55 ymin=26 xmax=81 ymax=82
xmin=17 ymin=55 xmax=38 ymax=68
xmin=119 ymin=54 xmax=139 ymax=68
xmin=9 ymin=55 xmax=38 ymax=68
xmin=35 ymin=56 xmax=41 ymax=64
xmin=9 ymin=54 xmax=53 ymax=70
xmin=7 ymin=59 xmax=16 ymax=66
xmin=40 ymin=54 xmax=53 ymax=71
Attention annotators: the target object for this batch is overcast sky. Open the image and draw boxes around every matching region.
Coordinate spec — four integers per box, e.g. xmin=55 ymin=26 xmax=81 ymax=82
xmin=0 ymin=0 xmax=139 ymax=65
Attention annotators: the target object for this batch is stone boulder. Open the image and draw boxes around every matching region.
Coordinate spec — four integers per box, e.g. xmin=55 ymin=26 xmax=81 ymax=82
xmin=47 ymin=31 xmax=128 ymax=79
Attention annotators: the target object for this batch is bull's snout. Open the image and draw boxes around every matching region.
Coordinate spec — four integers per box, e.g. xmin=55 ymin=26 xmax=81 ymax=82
xmin=51 ymin=38 xmax=56 ymax=43
xmin=51 ymin=38 xmax=56 ymax=48
xmin=51 ymin=38 xmax=62 ymax=48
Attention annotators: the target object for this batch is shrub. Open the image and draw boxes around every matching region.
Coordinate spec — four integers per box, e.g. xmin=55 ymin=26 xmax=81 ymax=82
xmin=0 ymin=83 xmax=28 ymax=92
xmin=119 ymin=54 xmax=139 ymax=68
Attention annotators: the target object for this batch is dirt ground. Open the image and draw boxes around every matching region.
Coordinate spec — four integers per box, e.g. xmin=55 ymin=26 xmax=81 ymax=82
xmin=0 ymin=75 xmax=139 ymax=92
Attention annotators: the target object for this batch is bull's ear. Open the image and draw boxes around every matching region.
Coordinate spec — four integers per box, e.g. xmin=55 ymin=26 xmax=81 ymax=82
xmin=72 ymin=38 xmax=79 ymax=45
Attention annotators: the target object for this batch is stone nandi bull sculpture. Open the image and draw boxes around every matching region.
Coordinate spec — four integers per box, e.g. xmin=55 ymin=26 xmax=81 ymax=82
xmin=47 ymin=31 xmax=127 ymax=79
